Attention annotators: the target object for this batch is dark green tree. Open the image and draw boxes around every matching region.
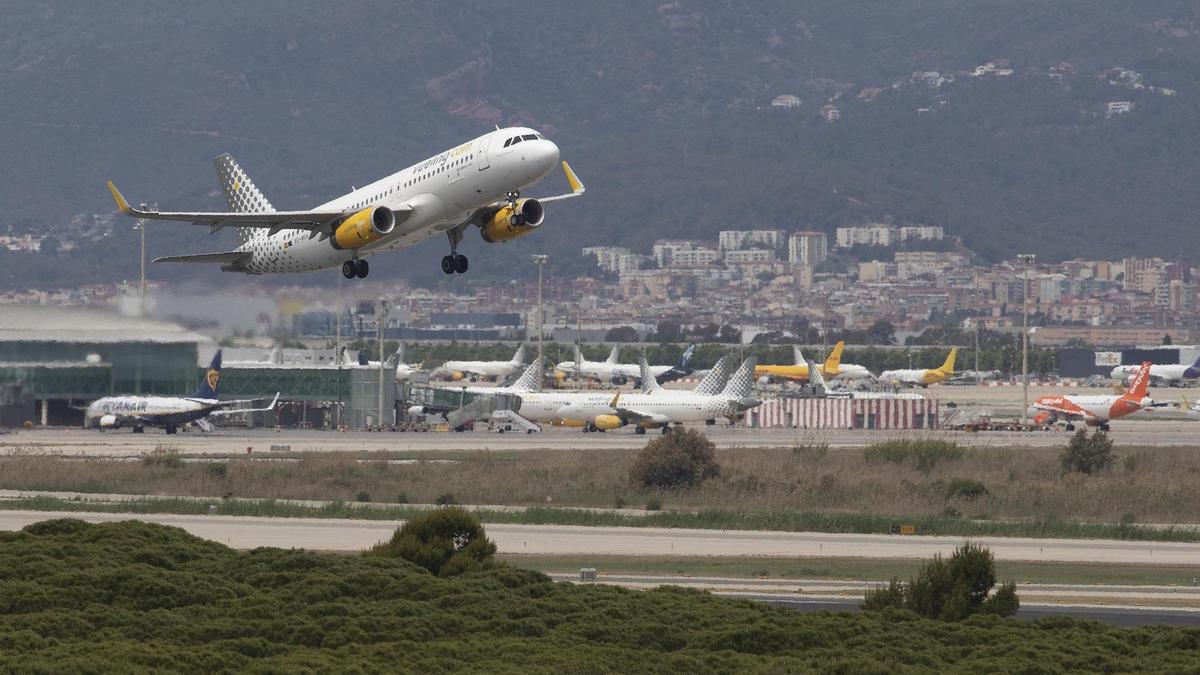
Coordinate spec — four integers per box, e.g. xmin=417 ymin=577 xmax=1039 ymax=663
xmin=369 ymin=506 xmax=496 ymax=576
xmin=630 ymin=428 xmax=720 ymax=489
xmin=862 ymin=542 xmax=1019 ymax=620
xmin=605 ymin=325 xmax=640 ymax=343
xmin=1061 ymin=429 xmax=1115 ymax=475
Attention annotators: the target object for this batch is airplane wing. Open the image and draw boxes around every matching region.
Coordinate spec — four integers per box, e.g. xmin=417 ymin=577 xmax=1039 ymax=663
xmin=154 ymin=251 xmax=252 ymax=264
xmin=613 ymin=407 xmax=671 ymax=425
xmin=194 ymin=393 xmax=280 ymax=415
xmin=107 ymin=181 xmax=414 ymax=236
xmin=1029 ymin=402 xmax=1092 ymax=422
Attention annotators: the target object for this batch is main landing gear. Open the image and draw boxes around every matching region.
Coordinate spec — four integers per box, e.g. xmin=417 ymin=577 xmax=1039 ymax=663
xmin=443 ymin=226 xmax=469 ymax=274
xmin=342 ymin=259 xmax=369 ymax=279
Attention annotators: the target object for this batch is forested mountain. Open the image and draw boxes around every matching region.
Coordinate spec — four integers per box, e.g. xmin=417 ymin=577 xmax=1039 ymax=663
xmin=4 ymin=1 xmax=1200 ymax=287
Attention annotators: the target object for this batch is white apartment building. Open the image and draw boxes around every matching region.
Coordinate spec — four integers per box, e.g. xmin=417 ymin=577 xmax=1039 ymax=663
xmin=718 ymin=229 xmax=784 ymax=251
xmin=836 ymin=224 xmax=894 ymax=248
xmin=898 ymin=225 xmax=944 ymax=241
xmin=788 ymin=231 xmax=828 ymax=266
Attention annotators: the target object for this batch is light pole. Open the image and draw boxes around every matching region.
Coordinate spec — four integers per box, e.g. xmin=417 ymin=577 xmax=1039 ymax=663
xmin=377 ymin=298 xmax=389 ymax=428
xmin=134 ymin=202 xmax=151 ymax=316
xmin=1018 ymin=254 xmax=1036 ymax=422
xmin=532 ymin=254 xmax=549 ymax=391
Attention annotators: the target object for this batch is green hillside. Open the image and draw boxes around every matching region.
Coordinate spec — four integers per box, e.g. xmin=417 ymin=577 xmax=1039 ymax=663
xmin=4 ymin=1 xmax=1200 ymax=287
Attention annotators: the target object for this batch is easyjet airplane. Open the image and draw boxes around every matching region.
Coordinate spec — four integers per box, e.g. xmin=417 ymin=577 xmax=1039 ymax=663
xmin=106 ymin=127 xmax=583 ymax=279
xmin=1028 ymin=361 xmax=1158 ymax=431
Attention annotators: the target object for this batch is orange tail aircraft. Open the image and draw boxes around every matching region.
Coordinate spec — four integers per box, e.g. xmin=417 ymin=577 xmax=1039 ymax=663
xmin=1028 ymin=361 xmax=1156 ymax=431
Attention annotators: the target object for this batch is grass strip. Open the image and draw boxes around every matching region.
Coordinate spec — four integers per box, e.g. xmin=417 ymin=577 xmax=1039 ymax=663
xmin=3 ymin=495 xmax=1200 ymax=543
xmin=499 ymin=554 xmax=1200 ymax=587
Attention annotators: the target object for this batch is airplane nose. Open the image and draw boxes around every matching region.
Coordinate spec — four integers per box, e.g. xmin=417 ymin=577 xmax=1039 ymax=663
xmin=534 ymin=140 xmax=559 ymax=174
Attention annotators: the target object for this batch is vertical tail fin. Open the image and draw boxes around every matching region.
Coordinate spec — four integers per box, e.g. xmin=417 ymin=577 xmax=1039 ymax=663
xmin=508 ymin=357 xmax=543 ymax=392
xmin=213 ymin=153 xmax=275 ymax=245
xmin=694 ymin=355 xmax=737 ymax=395
xmin=605 ymin=345 xmax=620 ymax=364
xmin=678 ymin=344 xmax=695 ymax=369
xmin=721 ymin=358 xmax=757 ymax=398
xmin=939 ymin=347 xmax=958 ymax=373
xmin=807 ymin=358 xmax=828 ymax=394
xmin=574 ymin=343 xmax=585 ymax=367
xmin=793 ymin=345 xmax=804 ymax=365
xmin=1124 ymin=361 xmax=1152 ymax=400
xmin=639 ymin=358 xmax=664 ymax=393
xmin=195 ymin=350 xmax=222 ymax=399
xmin=824 ymin=341 xmax=845 ymax=373
xmin=512 ymin=344 xmax=526 ymax=364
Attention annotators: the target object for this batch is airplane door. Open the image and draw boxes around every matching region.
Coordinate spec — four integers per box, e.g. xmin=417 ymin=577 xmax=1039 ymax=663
xmin=476 ymin=134 xmax=491 ymax=171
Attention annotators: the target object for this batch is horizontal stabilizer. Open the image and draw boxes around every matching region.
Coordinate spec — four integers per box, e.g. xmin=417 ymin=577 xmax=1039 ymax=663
xmin=154 ymin=251 xmax=251 ymax=264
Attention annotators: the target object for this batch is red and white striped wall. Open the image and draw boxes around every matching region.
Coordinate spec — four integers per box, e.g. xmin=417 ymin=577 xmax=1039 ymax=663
xmin=747 ymin=398 xmax=940 ymax=430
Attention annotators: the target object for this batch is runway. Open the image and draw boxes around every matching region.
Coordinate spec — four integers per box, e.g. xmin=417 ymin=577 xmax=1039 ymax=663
xmin=3 ymin=510 xmax=1198 ymax=564
xmin=5 ymin=417 xmax=1200 ymax=456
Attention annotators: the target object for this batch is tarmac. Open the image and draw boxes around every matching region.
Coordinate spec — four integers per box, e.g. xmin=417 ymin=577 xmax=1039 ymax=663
xmin=3 ymin=417 xmax=1200 ymax=457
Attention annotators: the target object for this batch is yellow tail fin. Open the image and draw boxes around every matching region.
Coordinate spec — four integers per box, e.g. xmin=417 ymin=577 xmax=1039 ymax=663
xmin=823 ymin=341 xmax=845 ymax=373
xmin=939 ymin=347 xmax=958 ymax=373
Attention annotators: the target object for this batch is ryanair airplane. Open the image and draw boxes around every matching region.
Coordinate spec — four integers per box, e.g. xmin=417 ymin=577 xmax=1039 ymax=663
xmin=84 ymin=350 xmax=277 ymax=434
xmin=106 ymin=127 xmax=584 ymax=279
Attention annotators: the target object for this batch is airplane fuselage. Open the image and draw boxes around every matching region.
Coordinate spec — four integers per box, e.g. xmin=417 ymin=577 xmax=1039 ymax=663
xmin=85 ymin=396 xmax=219 ymax=429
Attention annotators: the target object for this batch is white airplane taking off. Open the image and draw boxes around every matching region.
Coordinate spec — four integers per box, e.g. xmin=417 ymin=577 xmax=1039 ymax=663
xmin=437 ymin=345 xmax=527 ymax=381
xmin=106 ymin=127 xmax=584 ymax=279
xmin=83 ymin=350 xmax=277 ymax=434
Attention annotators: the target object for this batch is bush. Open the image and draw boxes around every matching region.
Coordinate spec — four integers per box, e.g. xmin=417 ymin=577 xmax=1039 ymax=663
xmin=206 ymin=463 xmax=228 ymax=479
xmin=1060 ymin=429 xmax=1114 ymax=475
xmin=863 ymin=439 xmax=965 ymax=472
xmin=629 ymin=428 xmax=720 ymax=489
xmin=368 ymin=506 xmax=496 ymax=576
xmin=860 ymin=542 xmax=1019 ymax=621
xmin=945 ymin=479 xmax=989 ymax=501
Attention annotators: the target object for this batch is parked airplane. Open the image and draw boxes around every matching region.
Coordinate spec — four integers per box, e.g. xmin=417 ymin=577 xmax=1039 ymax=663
xmin=437 ymin=345 xmax=526 ymax=381
xmin=1029 ymin=361 xmax=1158 ymax=431
xmin=1111 ymin=354 xmax=1200 ymax=387
xmin=878 ymin=348 xmax=958 ymax=387
xmin=555 ymin=344 xmax=694 ymax=386
xmin=83 ymin=350 xmax=277 ymax=434
xmin=754 ymin=342 xmax=871 ymax=383
xmin=558 ymin=357 xmax=759 ymax=434
xmin=392 ymin=345 xmax=425 ymax=383
xmin=106 ymin=127 xmax=584 ymax=279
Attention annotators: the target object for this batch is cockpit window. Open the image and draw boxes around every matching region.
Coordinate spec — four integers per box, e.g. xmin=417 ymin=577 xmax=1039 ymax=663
xmin=510 ymin=136 xmax=522 ymax=146
xmin=521 ymin=134 xmax=538 ymax=141
xmin=503 ymin=138 xmax=511 ymax=148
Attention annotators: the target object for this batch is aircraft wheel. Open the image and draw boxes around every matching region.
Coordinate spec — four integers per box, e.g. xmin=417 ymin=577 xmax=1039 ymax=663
xmin=165 ymin=424 xmax=177 ymax=435
xmin=441 ymin=255 xmax=455 ymax=275
xmin=635 ymin=426 xmax=646 ymax=435
xmin=133 ymin=426 xmax=144 ymax=434
xmin=454 ymin=254 xmax=469 ymax=274
xmin=355 ymin=259 xmax=369 ymax=279
xmin=1100 ymin=423 xmax=1111 ymax=432
xmin=661 ymin=426 xmax=670 ymax=435
xmin=1065 ymin=423 xmax=1075 ymax=431
xmin=342 ymin=261 xmax=357 ymax=279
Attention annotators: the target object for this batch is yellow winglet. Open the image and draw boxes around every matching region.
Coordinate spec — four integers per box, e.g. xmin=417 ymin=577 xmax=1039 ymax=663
xmin=562 ymin=161 xmax=584 ymax=194
xmin=106 ymin=181 xmax=133 ymax=214
xmin=609 ymin=391 xmax=620 ymax=408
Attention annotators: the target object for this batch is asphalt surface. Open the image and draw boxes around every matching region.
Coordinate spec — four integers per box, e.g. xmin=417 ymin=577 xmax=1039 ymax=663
xmin=3 ymin=510 xmax=1198 ymax=565
xmin=5 ymin=415 xmax=1200 ymax=457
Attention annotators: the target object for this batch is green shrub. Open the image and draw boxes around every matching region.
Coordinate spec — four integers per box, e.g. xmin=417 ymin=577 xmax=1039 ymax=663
xmin=368 ymin=506 xmax=496 ymax=576
xmin=863 ymin=439 xmax=965 ymax=472
xmin=861 ymin=542 xmax=1019 ymax=621
xmin=206 ymin=463 xmax=228 ymax=479
xmin=945 ymin=479 xmax=989 ymax=501
xmin=1060 ymin=429 xmax=1114 ymax=475
xmin=629 ymin=428 xmax=720 ymax=489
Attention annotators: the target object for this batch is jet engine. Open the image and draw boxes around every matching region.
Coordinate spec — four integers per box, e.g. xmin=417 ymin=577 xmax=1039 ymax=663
xmin=330 ymin=206 xmax=395 ymax=250
xmin=98 ymin=414 xmax=118 ymax=428
xmin=592 ymin=414 xmax=625 ymax=430
xmin=480 ymin=199 xmax=544 ymax=243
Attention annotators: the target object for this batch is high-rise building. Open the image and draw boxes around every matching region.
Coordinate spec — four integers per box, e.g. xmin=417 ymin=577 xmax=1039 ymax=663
xmin=788 ymin=231 xmax=828 ymax=266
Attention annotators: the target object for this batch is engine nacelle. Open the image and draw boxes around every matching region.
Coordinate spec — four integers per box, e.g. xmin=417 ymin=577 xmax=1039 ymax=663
xmin=480 ymin=199 xmax=544 ymax=243
xmin=331 ymin=206 xmax=395 ymax=250
xmin=98 ymin=414 xmax=118 ymax=428
xmin=593 ymin=414 xmax=625 ymax=430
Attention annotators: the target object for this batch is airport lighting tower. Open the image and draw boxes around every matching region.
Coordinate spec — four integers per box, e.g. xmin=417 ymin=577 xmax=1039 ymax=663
xmin=532 ymin=254 xmax=549 ymax=391
xmin=378 ymin=298 xmax=389 ymax=428
xmin=1018 ymin=254 xmax=1036 ymax=423
xmin=134 ymin=202 xmax=153 ymax=316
